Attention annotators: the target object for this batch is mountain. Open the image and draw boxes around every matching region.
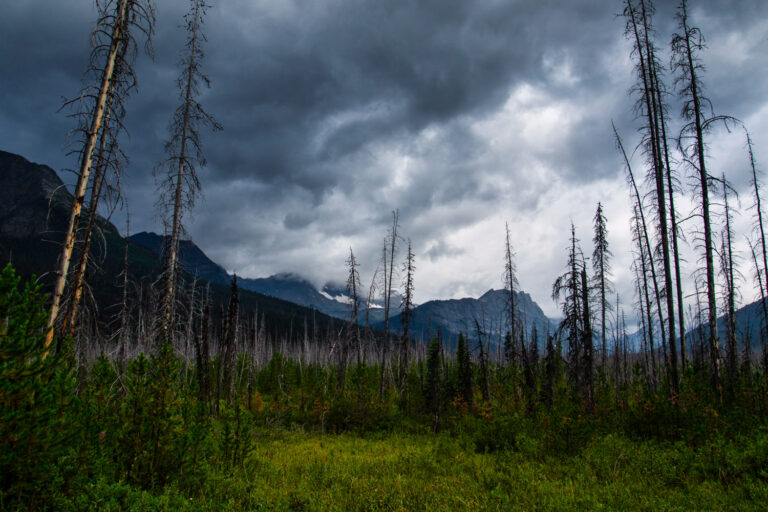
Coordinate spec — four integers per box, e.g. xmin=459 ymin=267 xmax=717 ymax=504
xmin=128 ymin=232 xmax=357 ymax=319
xmin=0 ymin=150 xmax=346 ymax=343
xmin=0 ymin=150 xmax=99 ymax=238
xmin=685 ymin=296 xmax=768 ymax=352
xmin=129 ymin=231 xmax=231 ymax=285
xmin=129 ymin=231 xmax=557 ymax=344
xmin=379 ymin=288 xmax=557 ymax=349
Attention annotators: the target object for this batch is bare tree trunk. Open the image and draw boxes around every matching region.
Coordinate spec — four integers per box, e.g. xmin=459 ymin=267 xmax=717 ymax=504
xmin=630 ymin=0 xmax=678 ymax=393
xmin=747 ymin=133 xmax=768 ymax=360
xmin=46 ymin=0 xmax=131 ymax=351
xmin=62 ymin=96 xmax=116 ymax=335
xmin=379 ymin=210 xmax=398 ymax=399
xmin=159 ymin=0 xmax=219 ymax=343
xmin=672 ymin=0 xmax=720 ymax=395
xmin=581 ymin=269 xmax=594 ymax=413
xmin=504 ymin=222 xmax=518 ymax=363
xmin=721 ymin=177 xmax=738 ymax=392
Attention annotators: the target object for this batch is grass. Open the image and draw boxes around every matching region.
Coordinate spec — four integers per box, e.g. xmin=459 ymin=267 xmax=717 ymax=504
xmin=58 ymin=428 xmax=768 ymax=512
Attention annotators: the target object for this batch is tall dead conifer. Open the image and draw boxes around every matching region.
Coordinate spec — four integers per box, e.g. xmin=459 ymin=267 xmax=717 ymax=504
xmin=46 ymin=0 xmax=155 ymax=350
xmin=672 ymin=0 xmax=725 ymax=393
xmin=157 ymin=0 xmax=221 ymax=344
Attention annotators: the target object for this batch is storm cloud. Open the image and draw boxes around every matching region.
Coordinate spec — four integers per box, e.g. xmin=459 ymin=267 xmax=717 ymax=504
xmin=2 ymin=0 xmax=767 ymax=319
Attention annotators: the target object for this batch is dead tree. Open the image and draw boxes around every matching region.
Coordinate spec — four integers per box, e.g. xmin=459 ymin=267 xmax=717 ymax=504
xmin=46 ymin=0 xmax=155 ymax=350
xmin=591 ymin=202 xmax=613 ymax=371
xmin=504 ymin=222 xmax=519 ymax=363
xmin=748 ymin=239 xmax=768 ymax=370
xmin=398 ymin=239 xmax=415 ymax=391
xmin=616 ymin=124 xmax=669 ymax=384
xmin=363 ymin=267 xmax=379 ymax=365
xmin=672 ymin=0 xmax=724 ymax=392
xmin=379 ymin=209 xmax=399 ymax=399
xmin=157 ymin=0 xmax=221 ymax=343
xmin=719 ymin=175 xmax=740 ymax=391
xmin=746 ymin=132 xmax=768 ymax=356
xmin=217 ymin=275 xmax=239 ymax=409
xmin=625 ymin=0 xmax=678 ymax=393
xmin=552 ymin=223 xmax=584 ymax=393
xmin=580 ymin=268 xmax=594 ymax=413
xmin=346 ymin=248 xmax=362 ymax=365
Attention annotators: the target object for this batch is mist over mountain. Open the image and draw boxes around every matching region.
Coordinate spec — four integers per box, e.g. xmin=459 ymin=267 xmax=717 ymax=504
xmin=129 ymin=228 xmax=557 ymax=341
xmin=2 ymin=148 xmax=766 ymax=353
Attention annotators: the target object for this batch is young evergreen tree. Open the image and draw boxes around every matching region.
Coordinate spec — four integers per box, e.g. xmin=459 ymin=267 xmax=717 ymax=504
xmin=1 ymin=265 xmax=78 ymax=506
xmin=157 ymin=0 xmax=221 ymax=343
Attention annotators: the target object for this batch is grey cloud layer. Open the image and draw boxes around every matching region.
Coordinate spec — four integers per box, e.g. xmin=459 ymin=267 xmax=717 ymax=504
xmin=1 ymin=0 xmax=767 ymax=313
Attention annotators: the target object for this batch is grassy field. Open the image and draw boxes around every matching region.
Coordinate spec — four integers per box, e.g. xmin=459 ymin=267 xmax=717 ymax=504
xmin=67 ymin=428 xmax=768 ymax=512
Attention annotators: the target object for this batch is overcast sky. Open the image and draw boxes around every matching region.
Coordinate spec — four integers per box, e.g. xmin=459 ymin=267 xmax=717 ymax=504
xmin=2 ymin=0 xmax=767 ymax=321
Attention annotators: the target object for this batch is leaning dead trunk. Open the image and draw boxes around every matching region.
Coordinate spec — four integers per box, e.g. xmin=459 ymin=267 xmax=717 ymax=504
xmin=46 ymin=0 xmax=132 ymax=351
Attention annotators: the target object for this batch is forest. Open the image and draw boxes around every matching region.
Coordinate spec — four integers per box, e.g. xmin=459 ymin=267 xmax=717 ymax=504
xmin=2 ymin=0 xmax=768 ymax=510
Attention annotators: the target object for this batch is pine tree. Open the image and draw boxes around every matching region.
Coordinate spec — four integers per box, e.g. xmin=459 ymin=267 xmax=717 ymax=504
xmin=474 ymin=320 xmax=490 ymax=403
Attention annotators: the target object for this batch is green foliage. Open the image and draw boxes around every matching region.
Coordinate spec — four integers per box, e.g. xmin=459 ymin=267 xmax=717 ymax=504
xmin=0 ymin=264 xmax=80 ymax=508
xmin=3 ymin=261 xmax=768 ymax=509
xmin=456 ymin=332 xmax=473 ymax=407
xmin=423 ymin=337 xmax=441 ymax=415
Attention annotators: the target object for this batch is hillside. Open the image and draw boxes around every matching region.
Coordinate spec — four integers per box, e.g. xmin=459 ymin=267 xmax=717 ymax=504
xmin=0 ymin=150 xmax=345 ymax=343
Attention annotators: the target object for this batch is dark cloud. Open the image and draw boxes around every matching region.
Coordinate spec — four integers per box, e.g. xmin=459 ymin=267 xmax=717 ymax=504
xmin=2 ymin=0 xmax=767 ymax=316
